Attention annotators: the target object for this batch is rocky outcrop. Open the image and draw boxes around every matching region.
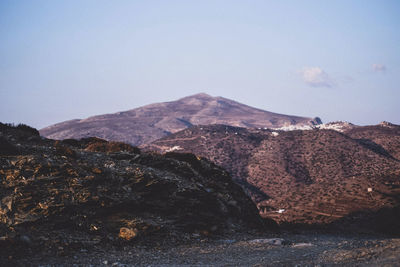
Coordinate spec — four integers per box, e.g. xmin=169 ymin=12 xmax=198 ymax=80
xmin=145 ymin=124 xmax=400 ymax=232
xmin=40 ymin=93 xmax=321 ymax=146
xmin=0 ymin=123 xmax=267 ymax=258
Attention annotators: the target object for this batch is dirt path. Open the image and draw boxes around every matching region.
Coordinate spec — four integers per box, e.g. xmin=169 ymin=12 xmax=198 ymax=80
xmin=8 ymin=233 xmax=400 ymax=266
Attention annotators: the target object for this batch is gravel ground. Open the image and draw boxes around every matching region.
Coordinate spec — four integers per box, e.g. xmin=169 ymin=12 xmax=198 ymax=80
xmin=5 ymin=233 xmax=400 ymax=266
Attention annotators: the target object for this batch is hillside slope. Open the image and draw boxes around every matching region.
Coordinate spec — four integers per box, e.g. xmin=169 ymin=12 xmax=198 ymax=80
xmin=0 ymin=123 xmax=266 ymax=259
xmin=145 ymin=124 xmax=400 ymax=231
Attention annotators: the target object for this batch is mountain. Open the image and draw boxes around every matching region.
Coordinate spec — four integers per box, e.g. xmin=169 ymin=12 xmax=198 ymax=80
xmin=40 ymin=93 xmax=321 ymax=146
xmin=144 ymin=123 xmax=400 ymax=232
xmin=0 ymin=122 xmax=267 ymax=259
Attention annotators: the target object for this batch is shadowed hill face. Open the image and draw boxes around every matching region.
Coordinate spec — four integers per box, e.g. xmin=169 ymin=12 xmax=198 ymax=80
xmin=40 ymin=93 xmax=320 ymax=146
xmin=0 ymin=123 xmax=267 ymax=256
xmin=344 ymin=122 xmax=400 ymax=160
xmin=145 ymin=124 xmax=400 ymax=230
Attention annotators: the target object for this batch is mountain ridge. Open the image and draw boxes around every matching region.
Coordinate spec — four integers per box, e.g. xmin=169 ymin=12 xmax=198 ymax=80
xmin=40 ymin=93 xmax=321 ymax=146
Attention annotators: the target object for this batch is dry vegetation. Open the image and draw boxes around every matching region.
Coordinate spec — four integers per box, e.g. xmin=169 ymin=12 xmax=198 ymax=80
xmin=146 ymin=124 xmax=400 ymax=233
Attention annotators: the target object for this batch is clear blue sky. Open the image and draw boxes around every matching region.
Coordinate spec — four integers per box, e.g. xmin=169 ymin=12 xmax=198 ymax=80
xmin=1 ymin=0 xmax=399 ymax=128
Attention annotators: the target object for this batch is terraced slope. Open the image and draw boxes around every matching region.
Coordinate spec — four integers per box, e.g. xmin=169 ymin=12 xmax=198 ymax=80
xmin=145 ymin=124 xmax=400 ymax=231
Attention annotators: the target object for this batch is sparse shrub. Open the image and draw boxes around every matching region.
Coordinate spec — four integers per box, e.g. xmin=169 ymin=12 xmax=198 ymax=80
xmin=165 ymin=152 xmax=201 ymax=166
xmin=60 ymin=139 xmax=81 ymax=148
xmin=80 ymin=137 xmax=108 ymax=145
xmin=54 ymin=140 xmax=77 ymax=158
xmin=15 ymin=123 xmax=39 ymax=136
xmin=0 ymin=122 xmax=39 ymax=136
xmin=85 ymin=141 xmax=140 ymax=154
xmin=0 ymin=122 xmax=13 ymax=130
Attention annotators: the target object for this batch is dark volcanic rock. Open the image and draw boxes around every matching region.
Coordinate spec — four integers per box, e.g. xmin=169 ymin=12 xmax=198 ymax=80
xmin=40 ymin=93 xmax=320 ymax=146
xmin=145 ymin=124 xmax=400 ymax=232
xmin=0 ymin=137 xmax=18 ymax=156
xmin=0 ymin=123 xmax=266 ymax=259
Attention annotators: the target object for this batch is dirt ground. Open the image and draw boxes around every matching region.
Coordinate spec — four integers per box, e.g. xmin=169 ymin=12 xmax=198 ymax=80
xmin=5 ymin=233 xmax=400 ymax=266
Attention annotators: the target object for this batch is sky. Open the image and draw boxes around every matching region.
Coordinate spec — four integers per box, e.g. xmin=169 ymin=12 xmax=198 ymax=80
xmin=1 ymin=0 xmax=399 ymax=129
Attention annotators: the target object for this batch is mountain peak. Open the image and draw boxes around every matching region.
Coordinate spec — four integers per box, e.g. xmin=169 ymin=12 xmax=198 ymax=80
xmin=40 ymin=94 xmax=320 ymax=146
xmin=178 ymin=93 xmax=214 ymax=100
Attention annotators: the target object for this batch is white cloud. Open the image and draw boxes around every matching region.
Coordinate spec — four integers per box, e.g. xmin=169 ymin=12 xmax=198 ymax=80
xmin=372 ymin=64 xmax=386 ymax=72
xmin=300 ymin=67 xmax=335 ymax=88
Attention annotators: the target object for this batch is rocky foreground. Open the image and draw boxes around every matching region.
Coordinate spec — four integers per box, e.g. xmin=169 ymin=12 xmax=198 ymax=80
xmin=3 ymin=233 xmax=400 ymax=266
xmin=0 ymin=123 xmax=269 ymax=263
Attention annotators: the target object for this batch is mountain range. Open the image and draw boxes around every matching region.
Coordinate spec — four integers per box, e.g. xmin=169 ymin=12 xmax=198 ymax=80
xmin=36 ymin=93 xmax=400 ymax=232
xmin=40 ymin=93 xmax=321 ymax=146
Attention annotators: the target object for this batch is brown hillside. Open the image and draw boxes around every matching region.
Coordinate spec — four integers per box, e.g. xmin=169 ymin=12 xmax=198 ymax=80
xmin=344 ymin=121 xmax=400 ymax=160
xmin=145 ymin=124 xmax=400 ymax=230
